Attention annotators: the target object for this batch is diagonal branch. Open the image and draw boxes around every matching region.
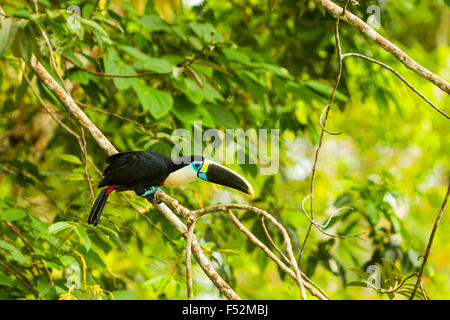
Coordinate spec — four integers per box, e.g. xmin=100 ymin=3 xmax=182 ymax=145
xmin=342 ymin=53 xmax=449 ymax=119
xmin=410 ymin=181 xmax=450 ymax=300
xmin=314 ymin=0 xmax=450 ymax=95
xmin=27 ymin=52 xmax=241 ymax=300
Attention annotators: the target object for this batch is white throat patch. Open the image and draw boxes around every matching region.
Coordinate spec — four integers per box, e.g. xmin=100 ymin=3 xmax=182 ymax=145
xmin=162 ymin=164 xmax=197 ymax=188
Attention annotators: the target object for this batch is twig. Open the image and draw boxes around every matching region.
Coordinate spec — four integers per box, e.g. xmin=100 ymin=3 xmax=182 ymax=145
xmin=260 ymin=216 xmax=290 ymax=264
xmin=150 ymin=197 xmax=241 ymax=300
xmin=226 ymin=209 xmax=307 ymax=299
xmin=22 ymin=64 xmax=96 ymax=201
xmin=79 ymin=126 xmax=95 ymax=202
xmin=299 ymin=8 xmax=347 ymax=268
xmin=190 ymin=202 xmax=328 ymax=299
xmin=299 ymin=194 xmax=364 ymax=240
xmin=3 ymin=219 xmax=33 ymax=252
xmin=314 ymin=0 xmax=450 ymax=94
xmin=62 ymin=55 xmax=170 ymax=78
xmin=121 ymin=194 xmax=178 ymax=246
xmin=0 ymin=261 xmax=39 ymax=297
xmin=185 ymin=216 xmax=196 ymax=300
xmin=410 ymin=181 xmax=450 ymax=300
xmin=381 ymin=272 xmax=418 ymax=294
xmin=76 ymin=101 xmax=151 ymax=132
xmin=29 ymin=54 xmax=118 ymax=155
xmin=341 ymin=53 xmax=449 ymax=119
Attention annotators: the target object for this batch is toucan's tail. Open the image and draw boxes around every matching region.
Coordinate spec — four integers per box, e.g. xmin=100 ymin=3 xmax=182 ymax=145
xmin=88 ymin=188 xmax=112 ymax=226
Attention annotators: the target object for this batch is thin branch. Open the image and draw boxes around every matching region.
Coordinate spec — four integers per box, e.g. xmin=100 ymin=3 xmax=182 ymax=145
xmin=341 ymin=53 xmax=449 ymax=119
xmin=314 ymin=0 xmax=450 ymax=94
xmin=260 ymin=216 xmax=290 ymax=265
xmin=382 ymin=272 xmax=418 ymax=294
xmin=410 ymin=181 xmax=450 ymax=300
xmin=185 ymin=216 xmax=196 ymax=300
xmin=79 ymin=126 xmax=95 ymax=202
xmin=3 ymin=219 xmax=33 ymax=252
xmin=189 ymin=202 xmax=328 ymax=300
xmin=149 ymin=197 xmax=240 ymax=300
xmin=121 ymin=194 xmax=178 ymax=246
xmin=62 ymin=55 xmax=170 ymax=78
xmin=226 ymin=209 xmax=307 ymax=299
xmin=0 ymin=261 xmax=39 ymax=297
xmin=75 ymin=100 xmax=154 ymax=134
xmin=299 ymin=194 xmax=364 ymax=240
xmin=29 ymin=54 xmax=118 ymax=155
xmin=299 ymin=10 xmax=347 ymax=268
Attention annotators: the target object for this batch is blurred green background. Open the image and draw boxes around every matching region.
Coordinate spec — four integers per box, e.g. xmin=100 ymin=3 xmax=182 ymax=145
xmin=0 ymin=0 xmax=449 ymax=300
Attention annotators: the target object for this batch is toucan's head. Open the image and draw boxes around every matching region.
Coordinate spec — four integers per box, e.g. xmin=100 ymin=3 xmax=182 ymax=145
xmin=163 ymin=156 xmax=254 ymax=197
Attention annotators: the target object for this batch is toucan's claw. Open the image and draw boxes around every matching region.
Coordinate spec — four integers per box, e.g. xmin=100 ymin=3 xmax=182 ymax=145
xmin=135 ymin=187 xmax=163 ymax=203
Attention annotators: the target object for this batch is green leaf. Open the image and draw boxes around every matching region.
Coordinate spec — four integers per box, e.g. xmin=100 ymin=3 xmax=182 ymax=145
xmin=112 ymin=290 xmax=139 ymax=300
xmin=17 ymin=26 xmax=35 ymax=62
xmin=81 ymin=18 xmax=108 ymax=36
xmin=48 ymin=221 xmax=73 ymax=234
xmin=221 ymin=47 xmax=252 ymax=65
xmin=118 ymin=45 xmax=173 ymax=73
xmin=0 ymin=18 xmax=20 ymax=54
xmin=207 ymin=105 xmax=239 ymax=128
xmin=189 ymin=22 xmax=222 ymax=43
xmin=138 ymin=16 xmax=168 ymax=31
xmin=0 ymin=240 xmax=29 ymax=264
xmin=171 ymin=97 xmax=214 ymax=127
xmin=366 ymin=202 xmax=380 ymax=226
xmin=37 ymin=279 xmax=52 ymax=296
xmin=104 ymin=49 xmax=137 ymax=89
xmin=347 ymin=267 xmax=370 ymax=281
xmin=305 ymin=80 xmax=349 ymax=103
xmin=74 ymin=224 xmax=91 ymax=252
xmin=68 ymin=69 xmax=90 ymax=85
xmin=1 ymin=208 xmax=27 ymax=221
xmin=132 ymin=82 xmax=173 ymax=119
xmin=57 ymin=154 xmax=83 ymax=165
xmin=0 ymin=275 xmax=14 ymax=287
xmin=334 ymin=193 xmax=353 ymax=208
xmin=174 ymin=77 xmax=203 ymax=104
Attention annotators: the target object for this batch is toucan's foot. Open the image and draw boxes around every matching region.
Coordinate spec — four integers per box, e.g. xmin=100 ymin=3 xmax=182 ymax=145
xmin=135 ymin=187 xmax=163 ymax=203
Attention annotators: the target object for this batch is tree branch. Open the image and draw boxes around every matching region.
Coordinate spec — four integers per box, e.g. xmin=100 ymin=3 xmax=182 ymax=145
xmin=314 ymin=0 xmax=450 ymax=95
xmin=410 ymin=181 xmax=450 ymax=300
xmin=27 ymin=51 xmax=242 ymax=300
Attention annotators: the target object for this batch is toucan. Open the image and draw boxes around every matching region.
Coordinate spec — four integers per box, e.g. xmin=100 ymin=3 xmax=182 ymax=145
xmin=88 ymin=151 xmax=254 ymax=226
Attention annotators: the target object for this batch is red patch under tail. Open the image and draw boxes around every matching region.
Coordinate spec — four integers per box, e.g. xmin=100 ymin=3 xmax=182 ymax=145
xmin=105 ymin=185 xmax=118 ymax=195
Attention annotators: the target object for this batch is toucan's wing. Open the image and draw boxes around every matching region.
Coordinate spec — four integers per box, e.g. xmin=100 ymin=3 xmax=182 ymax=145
xmin=99 ymin=151 xmax=171 ymax=189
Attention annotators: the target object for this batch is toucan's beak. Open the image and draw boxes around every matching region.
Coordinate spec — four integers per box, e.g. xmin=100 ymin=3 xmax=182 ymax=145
xmin=198 ymin=160 xmax=254 ymax=197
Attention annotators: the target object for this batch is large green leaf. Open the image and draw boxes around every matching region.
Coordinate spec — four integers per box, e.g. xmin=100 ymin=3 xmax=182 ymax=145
xmin=0 ymin=18 xmax=20 ymax=54
xmin=305 ymin=80 xmax=349 ymax=103
xmin=133 ymin=82 xmax=173 ymax=119
xmin=138 ymin=16 xmax=168 ymax=31
xmin=1 ymin=208 xmax=27 ymax=221
xmin=118 ymin=45 xmax=173 ymax=73
xmin=74 ymin=224 xmax=91 ymax=252
xmin=207 ymin=105 xmax=239 ymax=129
xmin=104 ymin=49 xmax=137 ymax=89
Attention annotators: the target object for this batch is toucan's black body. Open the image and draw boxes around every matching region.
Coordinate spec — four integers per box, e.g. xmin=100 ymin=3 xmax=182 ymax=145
xmin=100 ymin=151 xmax=183 ymax=191
xmin=88 ymin=151 xmax=254 ymax=226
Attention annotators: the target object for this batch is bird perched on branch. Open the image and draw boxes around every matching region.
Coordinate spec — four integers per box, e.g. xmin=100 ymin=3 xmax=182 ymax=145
xmin=88 ymin=151 xmax=254 ymax=226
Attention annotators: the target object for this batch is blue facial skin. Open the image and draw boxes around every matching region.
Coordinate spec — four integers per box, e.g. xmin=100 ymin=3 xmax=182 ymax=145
xmin=192 ymin=161 xmax=208 ymax=181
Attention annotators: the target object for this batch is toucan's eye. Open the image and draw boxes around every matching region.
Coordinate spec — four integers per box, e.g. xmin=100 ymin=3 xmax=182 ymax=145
xmin=194 ymin=162 xmax=200 ymax=168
